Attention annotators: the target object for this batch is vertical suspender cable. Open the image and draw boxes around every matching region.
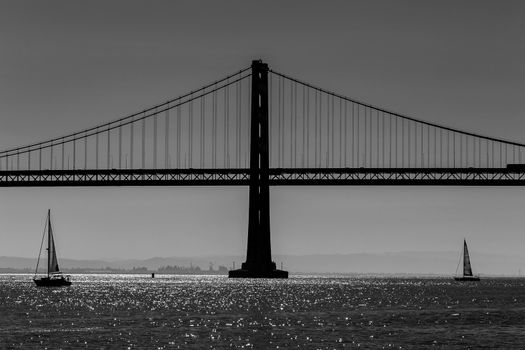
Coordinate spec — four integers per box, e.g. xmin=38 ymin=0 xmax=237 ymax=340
xmin=189 ymin=96 xmax=193 ymax=168
xmin=498 ymin=142 xmax=503 ymax=168
xmin=478 ymin=138 xmax=481 ymax=167
xmin=357 ymin=104 xmax=360 ymax=167
xmin=428 ymin=125 xmax=431 ymax=168
xmin=439 ymin=129 xmax=443 ymax=168
xmin=318 ymin=90 xmax=322 ymax=167
xmin=201 ymin=94 xmax=205 ymax=168
xmin=466 ymin=135 xmax=469 ymax=167
xmin=85 ymin=132 xmax=88 ymax=169
xmin=303 ymin=84 xmax=306 ymax=167
xmin=394 ymin=116 xmax=397 ymax=168
xmin=281 ymin=77 xmax=285 ymax=167
xmin=106 ymin=128 xmax=110 ymax=169
xmin=96 ymin=128 xmax=99 ymax=169
xmin=306 ymin=87 xmax=310 ymax=167
xmin=485 ymin=140 xmax=489 ymax=168
xmin=130 ymin=121 xmax=134 ymax=169
xmin=211 ymin=88 xmax=215 ymax=168
xmin=326 ymin=93 xmax=330 ymax=167
xmin=73 ymin=138 xmax=76 ymax=170
xmin=491 ymin=141 xmax=494 ymax=168
xmin=165 ymin=109 xmax=169 ymax=168
xmin=141 ymin=118 xmax=145 ymax=169
xmin=374 ymin=110 xmax=378 ymax=168
xmin=352 ymin=103 xmax=355 ymax=167
xmin=118 ymin=123 xmax=122 ymax=169
xmin=421 ymin=123 xmax=424 ymax=167
xmin=382 ymin=111 xmax=385 ymax=168
xmin=344 ymin=101 xmax=347 ymax=167
xmin=224 ymin=84 xmax=229 ymax=167
xmin=339 ymin=99 xmax=343 ymax=167
xmin=293 ymin=83 xmax=297 ymax=168
xmin=314 ymin=90 xmax=317 ymax=167
xmin=402 ymin=118 xmax=405 ymax=168
xmin=453 ymin=132 xmax=456 ymax=168
xmin=415 ymin=123 xmax=419 ymax=167
xmin=331 ymin=94 xmax=334 ymax=167
xmin=407 ymin=121 xmax=412 ymax=168
xmin=369 ymin=108 xmax=372 ymax=167
xmin=61 ymin=138 xmax=65 ymax=170
xmin=177 ymin=105 xmax=181 ymax=168
xmin=364 ymin=107 xmax=368 ymax=167
xmin=213 ymin=85 xmax=217 ymax=168
xmin=290 ymin=82 xmax=294 ymax=167
xmin=434 ymin=127 xmax=437 ymax=167
xmin=460 ymin=134 xmax=463 ymax=167
xmin=236 ymin=78 xmax=240 ymax=168
xmin=388 ymin=115 xmax=394 ymax=168
xmin=444 ymin=130 xmax=448 ymax=168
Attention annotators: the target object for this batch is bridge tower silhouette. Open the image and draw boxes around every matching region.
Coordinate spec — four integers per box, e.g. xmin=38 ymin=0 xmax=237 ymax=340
xmin=229 ymin=61 xmax=288 ymax=278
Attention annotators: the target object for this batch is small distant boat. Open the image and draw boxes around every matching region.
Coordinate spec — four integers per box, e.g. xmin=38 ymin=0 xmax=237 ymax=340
xmin=33 ymin=210 xmax=71 ymax=287
xmin=454 ymin=239 xmax=480 ymax=281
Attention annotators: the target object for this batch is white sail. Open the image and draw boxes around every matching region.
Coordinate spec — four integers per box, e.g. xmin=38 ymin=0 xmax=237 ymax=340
xmin=47 ymin=215 xmax=60 ymax=275
xmin=463 ymin=240 xmax=473 ymax=277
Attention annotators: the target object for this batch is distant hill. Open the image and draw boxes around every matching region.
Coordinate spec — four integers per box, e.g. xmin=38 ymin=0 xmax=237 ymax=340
xmin=2 ymin=252 xmax=524 ymax=275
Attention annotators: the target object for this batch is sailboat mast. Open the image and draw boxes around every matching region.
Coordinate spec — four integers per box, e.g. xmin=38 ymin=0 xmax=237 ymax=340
xmin=47 ymin=209 xmax=51 ymax=278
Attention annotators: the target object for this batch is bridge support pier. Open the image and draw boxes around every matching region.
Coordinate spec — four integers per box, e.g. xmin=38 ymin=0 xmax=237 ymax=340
xmin=229 ymin=60 xmax=288 ymax=279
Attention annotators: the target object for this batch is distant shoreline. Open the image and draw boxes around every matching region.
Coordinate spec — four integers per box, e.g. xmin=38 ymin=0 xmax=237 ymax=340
xmin=2 ymin=252 xmax=525 ymax=276
xmin=2 ymin=270 xmax=524 ymax=278
xmin=0 ymin=268 xmax=228 ymax=275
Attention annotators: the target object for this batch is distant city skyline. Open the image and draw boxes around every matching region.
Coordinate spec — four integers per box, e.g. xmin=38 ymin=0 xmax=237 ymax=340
xmin=1 ymin=0 xmax=525 ymax=266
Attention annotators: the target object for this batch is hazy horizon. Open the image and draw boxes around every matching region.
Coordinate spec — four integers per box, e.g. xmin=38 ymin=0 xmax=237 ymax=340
xmin=3 ymin=250 xmax=525 ymax=276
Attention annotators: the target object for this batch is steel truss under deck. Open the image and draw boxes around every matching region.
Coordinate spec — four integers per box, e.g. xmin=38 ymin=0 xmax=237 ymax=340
xmin=1 ymin=168 xmax=525 ymax=186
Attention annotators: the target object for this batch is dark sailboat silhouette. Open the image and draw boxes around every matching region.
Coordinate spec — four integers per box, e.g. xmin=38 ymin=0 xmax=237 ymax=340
xmin=454 ymin=239 xmax=480 ymax=281
xmin=33 ymin=210 xmax=71 ymax=287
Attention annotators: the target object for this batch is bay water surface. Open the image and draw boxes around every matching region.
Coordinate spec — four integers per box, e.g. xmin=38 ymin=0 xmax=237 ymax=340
xmin=1 ymin=274 xmax=525 ymax=349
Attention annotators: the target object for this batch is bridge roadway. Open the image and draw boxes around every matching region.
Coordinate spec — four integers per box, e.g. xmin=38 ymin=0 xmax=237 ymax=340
xmin=1 ymin=167 xmax=525 ymax=186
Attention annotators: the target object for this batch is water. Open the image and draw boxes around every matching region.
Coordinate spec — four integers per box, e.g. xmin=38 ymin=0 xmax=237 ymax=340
xmin=1 ymin=274 xmax=525 ymax=349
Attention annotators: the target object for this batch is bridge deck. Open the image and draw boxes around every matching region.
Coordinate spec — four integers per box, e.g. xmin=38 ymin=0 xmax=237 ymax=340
xmin=0 ymin=168 xmax=525 ymax=186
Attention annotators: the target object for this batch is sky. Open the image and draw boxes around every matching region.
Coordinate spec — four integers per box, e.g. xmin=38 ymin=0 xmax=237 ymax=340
xmin=1 ymin=0 xmax=525 ymax=265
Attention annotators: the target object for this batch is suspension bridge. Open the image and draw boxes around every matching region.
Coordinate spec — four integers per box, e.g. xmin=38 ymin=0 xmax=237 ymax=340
xmin=1 ymin=60 xmax=525 ymax=278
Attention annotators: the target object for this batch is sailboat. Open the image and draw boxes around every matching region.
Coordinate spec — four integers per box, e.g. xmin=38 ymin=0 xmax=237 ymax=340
xmin=33 ymin=210 xmax=72 ymax=287
xmin=454 ymin=239 xmax=480 ymax=281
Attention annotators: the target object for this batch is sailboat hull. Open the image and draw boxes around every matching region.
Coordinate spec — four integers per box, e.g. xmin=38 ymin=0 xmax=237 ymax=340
xmin=34 ymin=276 xmax=72 ymax=287
xmin=454 ymin=276 xmax=480 ymax=282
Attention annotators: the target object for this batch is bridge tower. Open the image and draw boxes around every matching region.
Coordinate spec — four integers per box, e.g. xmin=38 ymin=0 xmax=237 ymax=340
xmin=229 ymin=60 xmax=288 ymax=278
